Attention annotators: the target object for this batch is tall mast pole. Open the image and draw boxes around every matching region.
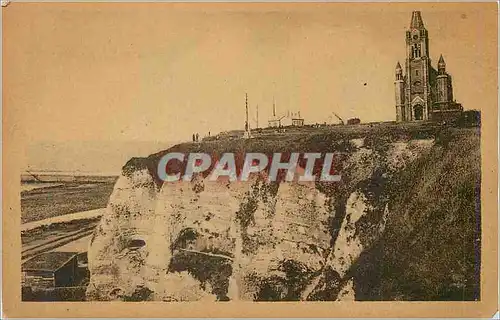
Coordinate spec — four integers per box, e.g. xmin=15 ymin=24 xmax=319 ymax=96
xmin=256 ymin=104 xmax=259 ymax=129
xmin=273 ymin=97 xmax=276 ymax=117
xmin=245 ymin=93 xmax=249 ymax=132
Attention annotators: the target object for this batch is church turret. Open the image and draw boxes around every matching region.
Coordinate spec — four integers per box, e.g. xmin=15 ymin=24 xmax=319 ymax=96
xmin=438 ymin=54 xmax=446 ymax=74
xmin=395 ymin=61 xmax=403 ymax=80
xmin=395 ymin=62 xmax=405 ymax=121
xmin=436 ymin=54 xmax=453 ymax=104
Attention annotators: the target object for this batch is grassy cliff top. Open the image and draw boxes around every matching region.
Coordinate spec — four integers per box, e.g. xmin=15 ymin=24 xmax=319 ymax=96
xmin=122 ymin=120 xmax=479 ymax=187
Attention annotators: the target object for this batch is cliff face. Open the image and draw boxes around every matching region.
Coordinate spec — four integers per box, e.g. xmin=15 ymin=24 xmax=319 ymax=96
xmin=86 ymin=125 xmax=480 ymax=301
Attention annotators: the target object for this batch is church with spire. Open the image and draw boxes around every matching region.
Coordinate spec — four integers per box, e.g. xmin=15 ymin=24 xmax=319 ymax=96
xmin=395 ymin=11 xmax=463 ymax=122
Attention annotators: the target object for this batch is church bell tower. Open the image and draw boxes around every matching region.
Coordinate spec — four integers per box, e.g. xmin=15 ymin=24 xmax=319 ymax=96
xmin=404 ymin=11 xmax=431 ymax=121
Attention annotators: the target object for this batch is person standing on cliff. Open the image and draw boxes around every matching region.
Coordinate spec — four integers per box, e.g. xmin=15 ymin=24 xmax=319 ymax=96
xmin=196 ymin=133 xmax=199 ymax=142
xmin=192 ymin=133 xmax=196 ymax=142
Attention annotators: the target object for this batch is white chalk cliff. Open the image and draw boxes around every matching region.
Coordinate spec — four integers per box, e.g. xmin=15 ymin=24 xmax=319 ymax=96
xmin=87 ymin=128 xmax=480 ymax=301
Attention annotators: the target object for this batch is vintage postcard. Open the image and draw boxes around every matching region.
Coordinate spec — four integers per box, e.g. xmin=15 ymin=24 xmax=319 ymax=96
xmin=2 ymin=2 xmax=498 ymax=318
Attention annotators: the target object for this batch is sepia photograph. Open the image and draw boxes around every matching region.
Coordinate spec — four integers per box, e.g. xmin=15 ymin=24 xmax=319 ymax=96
xmin=2 ymin=2 xmax=498 ymax=318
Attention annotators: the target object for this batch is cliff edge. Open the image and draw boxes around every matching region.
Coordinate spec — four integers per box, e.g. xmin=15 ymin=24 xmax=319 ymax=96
xmin=86 ymin=123 xmax=480 ymax=301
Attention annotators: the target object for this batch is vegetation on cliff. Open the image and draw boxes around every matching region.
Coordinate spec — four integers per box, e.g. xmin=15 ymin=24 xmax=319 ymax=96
xmin=354 ymin=128 xmax=481 ymax=300
xmin=88 ymin=121 xmax=480 ymax=301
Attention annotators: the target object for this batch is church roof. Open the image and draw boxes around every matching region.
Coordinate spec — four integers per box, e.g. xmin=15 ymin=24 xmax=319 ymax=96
xmin=395 ymin=61 xmax=402 ymax=70
xmin=410 ymin=11 xmax=425 ymax=29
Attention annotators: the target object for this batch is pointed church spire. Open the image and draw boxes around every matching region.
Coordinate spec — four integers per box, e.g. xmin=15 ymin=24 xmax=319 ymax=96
xmin=438 ymin=54 xmax=446 ymax=65
xmin=395 ymin=61 xmax=403 ymax=80
xmin=438 ymin=54 xmax=446 ymax=73
xmin=410 ymin=11 xmax=425 ymax=29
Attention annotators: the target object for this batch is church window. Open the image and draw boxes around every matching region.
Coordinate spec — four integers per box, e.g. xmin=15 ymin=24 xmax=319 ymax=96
xmin=412 ymin=44 xmax=422 ymax=58
xmin=416 ymin=70 xmax=419 ymax=76
xmin=411 ymin=44 xmax=422 ymax=58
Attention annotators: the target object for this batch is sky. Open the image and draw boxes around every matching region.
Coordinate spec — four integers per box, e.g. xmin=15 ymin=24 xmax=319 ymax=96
xmin=3 ymin=3 xmax=497 ymax=172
